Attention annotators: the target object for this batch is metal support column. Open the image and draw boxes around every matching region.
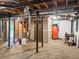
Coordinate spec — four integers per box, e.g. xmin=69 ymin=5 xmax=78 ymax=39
xmin=8 ymin=14 xmax=11 ymax=47
xmin=1 ymin=17 xmax=4 ymax=44
xmin=76 ymin=19 xmax=78 ymax=31
xmin=41 ymin=16 xmax=44 ymax=47
xmin=14 ymin=19 xmax=15 ymax=44
xmin=18 ymin=21 xmax=19 ymax=40
xmin=22 ymin=20 xmax=24 ymax=38
xmin=71 ymin=20 xmax=74 ymax=33
xmin=36 ymin=11 xmax=39 ymax=53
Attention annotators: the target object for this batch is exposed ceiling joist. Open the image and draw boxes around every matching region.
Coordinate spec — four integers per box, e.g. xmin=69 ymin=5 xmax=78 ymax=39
xmin=66 ymin=0 xmax=68 ymax=6
xmin=0 ymin=1 xmax=23 ymax=15
xmin=33 ymin=4 xmax=41 ymax=10
xmin=43 ymin=3 xmax=48 ymax=8
xmin=53 ymin=0 xmax=57 ymax=7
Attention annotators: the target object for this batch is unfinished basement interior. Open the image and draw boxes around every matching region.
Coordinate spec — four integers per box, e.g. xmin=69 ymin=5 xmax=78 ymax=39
xmin=0 ymin=0 xmax=79 ymax=59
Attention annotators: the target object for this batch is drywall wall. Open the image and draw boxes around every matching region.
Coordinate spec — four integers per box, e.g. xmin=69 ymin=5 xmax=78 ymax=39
xmin=48 ymin=16 xmax=71 ymax=39
xmin=58 ymin=20 xmax=71 ymax=38
xmin=48 ymin=17 xmax=52 ymax=42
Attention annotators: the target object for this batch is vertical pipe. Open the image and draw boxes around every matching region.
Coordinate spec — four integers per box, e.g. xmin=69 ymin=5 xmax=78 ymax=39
xmin=41 ymin=16 xmax=44 ymax=47
xmin=8 ymin=15 xmax=10 ymax=47
xmin=36 ymin=11 xmax=39 ymax=53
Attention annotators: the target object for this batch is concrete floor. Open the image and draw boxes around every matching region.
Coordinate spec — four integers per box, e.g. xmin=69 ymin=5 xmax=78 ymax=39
xmin=0 ymin=40 xmax=79 ymax=59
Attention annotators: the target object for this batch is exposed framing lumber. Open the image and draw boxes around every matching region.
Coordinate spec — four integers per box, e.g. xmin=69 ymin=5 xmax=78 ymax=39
xmin=33 ymin=4 xmax=41 ymax=10
xmin=29 ymin=5 xmax=39 ymax=10
xmin=29 ymin=5 xmax=35 ymax=10
xmin=66 ymin=0 xmax=68 ymax=6
xmin=29 ymin=3 xmax=49 ymax=11
xmin=53 ymin=0 xmax=57 ymax=7
xmin=43 ymin=3 xmax=48 ymax=9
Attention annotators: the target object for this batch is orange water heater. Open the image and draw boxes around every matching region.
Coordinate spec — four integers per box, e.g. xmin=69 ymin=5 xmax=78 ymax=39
xmin=52 ymin=24 xmax=59 ymax=40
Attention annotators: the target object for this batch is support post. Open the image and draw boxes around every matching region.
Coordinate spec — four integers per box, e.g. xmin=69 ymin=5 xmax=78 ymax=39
xmin=71 ymin=20 xmax=74 ymax=33
xmin=19 ymin=21 xmax=22 ymax=45
xmin=18 ymin=21 xmax=19 ymax=40
xmin=26 ymin=19 xmax=28 ymax=42
xmin=76 ymin=19 xmax=78 ymax=31
xmin=8 ymin=14 xmax=11 ymax=47
xmin=36 ymin=11 xmax=39 ymax=53
xmin=28 ymin=14 xmax=31 ymax=41
xmin=22 ymin=20 xmax=23 ymax=38
xmin=41 ymin=16 xmax=44 ymax=47
xmin=14 ymin=19 xmax=15 ymax=44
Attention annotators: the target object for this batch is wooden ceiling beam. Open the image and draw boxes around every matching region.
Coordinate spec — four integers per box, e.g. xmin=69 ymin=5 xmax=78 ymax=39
xmin=0 ymin=10 xmax=16 ymax=14
xmin=29 ymin=5 xmax=37 ymax=10
xmin=33 ymin=4 xmax=41 ymax=10
xmin=43 ymin=3 xmax=48 ymax=9
xmin=53 ymin=0 xmax=57 ymax=7
xmin=66 ymin=0 xmax=68 ymax=6
xmin=15 ymin=0 xmax=26 ymax=3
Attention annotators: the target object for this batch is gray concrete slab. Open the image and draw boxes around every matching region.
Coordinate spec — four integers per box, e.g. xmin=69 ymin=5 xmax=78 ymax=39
xmin=0 ymin=40 xmax=79 ymax=59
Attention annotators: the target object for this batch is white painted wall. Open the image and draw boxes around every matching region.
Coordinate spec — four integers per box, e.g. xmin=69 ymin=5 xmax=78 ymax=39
xmin=48 ymin=16 xmax=71 ymax=39
xmin=73 ymin=20 xmax=79 ymax=48
xmin=58 ymin=20 xmax=71 ymax=38
xmin=48 ymin=17 xmax=52 ymax=42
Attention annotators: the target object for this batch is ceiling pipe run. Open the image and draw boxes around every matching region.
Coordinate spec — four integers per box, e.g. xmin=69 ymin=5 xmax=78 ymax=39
xmin=15 ymin=0 xmax=52 ymax=5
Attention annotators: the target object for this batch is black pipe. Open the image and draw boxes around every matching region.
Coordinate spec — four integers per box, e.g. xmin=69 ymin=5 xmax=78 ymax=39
xmin=36 ymin=11 xmax=39 ymax=53
xmin=41 ymin=16 xmax=44 ymax=47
